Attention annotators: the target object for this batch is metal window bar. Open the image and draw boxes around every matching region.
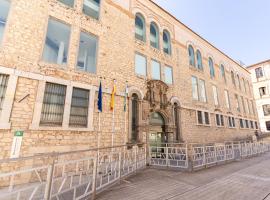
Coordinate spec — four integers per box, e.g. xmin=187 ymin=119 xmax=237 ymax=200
xmin=0 ymin=74 xmax=9 ymax=112
xmin=40 ymin=83 xmax=66 ymax=126
xmin=69 ymin=87 xmax=89 ymax=127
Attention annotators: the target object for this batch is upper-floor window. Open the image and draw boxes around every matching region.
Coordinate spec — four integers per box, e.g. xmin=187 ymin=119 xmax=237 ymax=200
xmin=188 ymin=45 xmax=195 ymax=67
xmin=163 ymin=30 xmax=171 ymax=55
xmin=164 ymin=65 xmax=173 ymax=84
xmin=266 ymin=121 xmax=270 ymax=131
xmin=224 ymin=90 xmax=230 ymax=109
xmin=235 ymin=94 xmax=240 ymax=112
xmin=247 ymin=81 xmax=251 ymax=95
xmin=209 ymin=57 xmax=215 ymax=78
xmin=40 ymin=83 xmax=67 ymax=127
xmin=151 ymin=60 xmax=161 ymax=80
xmin=0 ymin=0 xmax=10 ymax=44
xmin=83 ymin=0 xmax=100 ymax=20
xmin=263 ymin=104 xmax=270 ymax=116
xmin=212 ymin=85 xmax=219 ymax=106
xmin=135 ymin=13 xmax=146 ymax=42
xmin=196 ymin=50 xmax=203 ymax=70
xmin=192 ymin=76 xmax=207 ymax=102
xmin=237 ymin=74 xmax=241 ymax=90
xmin=150 ymin=22 xmax=159 ymax=49
xmin=255 ymin=67 xmax=263 ymax=78
xmin=242 ymin=78 xmax=247 ymax=93
xmin=0 ymin=74 xmax=9 ymax=114
xmin=69 ymin=87 xmax=89 ymax=127
xmin=246 ymin=98 xmax=250 ymax=114
xmin=231 ymin=71 xmax=236 ymax=87
xmin=58 ymin=0 xmax=74 ymax=7
xmin=77 ymin=31 xmax=98 ymax=73
xmin=135 ymin=53 xmax=147 ymax=76
xmin=241 ymin=96 xmax=246 ymax=113
xmin=259 ymin=87 xmax=267 ymax=96
xmin=192 ymin=76 xmax=199 ymax=100
xmin=42 ymin=18 xmax=71 ymax=65
xmin=220 ymin=64 xmax=226 ymax=82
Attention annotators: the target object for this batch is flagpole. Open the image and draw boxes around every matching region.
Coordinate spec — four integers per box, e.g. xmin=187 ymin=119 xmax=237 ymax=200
xmin=124 ymin=82 xmax=128 ymax=146
xmin=97 ymin=77 xmax=103 ymax=163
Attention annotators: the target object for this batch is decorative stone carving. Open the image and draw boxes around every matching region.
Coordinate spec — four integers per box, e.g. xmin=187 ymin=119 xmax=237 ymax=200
xmin=144 ymin=80 xmax=170 ymax=110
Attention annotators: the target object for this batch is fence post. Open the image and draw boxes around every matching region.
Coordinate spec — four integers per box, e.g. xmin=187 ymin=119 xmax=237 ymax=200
xmin=118 ymin=148 xmax=122 ymax=183
xmin=44 ymin=156 xmax=55 ymax=200
xmin=203 ymin=145 xmax=206 ymax=168
xmin=91 ymin=152 xmax=98 ymax=200
xmin=165 ymin=144 xmax=169 ymax=168
xmin=214 ymin=145 xmax=217 ymax=165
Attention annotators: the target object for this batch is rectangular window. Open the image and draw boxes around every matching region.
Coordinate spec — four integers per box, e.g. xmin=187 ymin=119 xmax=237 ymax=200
xmin=228 ymin=117 xmax=236 ymax=128
xmin=246 ymin=99 xmax=250 ymax=114
xmin=255 ymin=122 xmax=258 ymax=130
xmin=42 ymin=18 xmax=71 ymax=65
xmin=135 ymin=53 xmax=147 ymax=76
xmin=266 ymin=121 xmax=270 ymax=131
xmin=241 ymin=96 xmax=246 ymax=113
xmin=0 ymin=0 xmax=11 ymax=44
xmin=240 ymin=119 xmax=244 ymax=128
xmin=0 ymin=74 xmax=9 ymax=113
xmin=255 ymin=67 xmax=263 ymax=78
xmin=192 ymin=76 xmax=199 ymax=100
xmin=197 ymin=111 xmax=210 ymax=126
xmin=77 ymin=31 xmax=98 ymax=73
xmin=40 ymin=83 xmax=67 ymax=126
xmin=83 ymin=0 xmax=100 ymax=20
xmin=151 ymin=60 xmax=161 ymax=80
xmin=199 ymin=79 xmax=207 ymax=102
xmin=235 ymin=94 xmax=240 ymax=112
xmin=245 ymin=120 xmax=249 ymax=129
xmin=263 ymin=104 xmax=270 ymax=116
xmin=216 ymin=114 xmax=224 ymax=127
xmin=224 ymin=90 xmax=230 ymax=109
xmin=164 ymin=65 xmax=173 ymax=84
xmin=69 ymin=88 xmax=89 ymax=127
xmin=58 ymin=0 xmax=74 ymax=7
xmin=259 ymin=87 xmax=267 ymax=96
xmin=250 ymin=121 xmax=254 ymax=129
xmin=212 ymin=85 xmax=219 ymax=106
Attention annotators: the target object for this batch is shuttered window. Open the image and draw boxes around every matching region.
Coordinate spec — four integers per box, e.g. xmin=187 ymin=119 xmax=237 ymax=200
xmin=69 ymin=87 xmax=89 ymax=127
xmin=0 ymin=74 xmax=9 ymax=113
xmin=40 ymin=83 xmax=66 ymax=126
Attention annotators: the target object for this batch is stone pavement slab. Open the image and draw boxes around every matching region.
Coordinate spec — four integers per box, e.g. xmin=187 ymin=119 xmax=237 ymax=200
xmin=97 ymin=153 xmax=270 ymax=200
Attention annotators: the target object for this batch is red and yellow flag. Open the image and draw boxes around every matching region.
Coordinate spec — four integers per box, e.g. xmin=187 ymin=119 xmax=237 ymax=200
xmin=110 ymin=82 xmax=116 ymax=111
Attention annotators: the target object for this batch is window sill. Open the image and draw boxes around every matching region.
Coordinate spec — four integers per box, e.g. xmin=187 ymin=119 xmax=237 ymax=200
xmin=189 ymin=65 xmax=204 ymax=73
xmin=135 ymin=39 xmax=146 ymax=45
xmin=0 ymin=123 xmax=11 ymax=130
xmin=29 ymin=125 xmax=94 ymax=132
xmin=196 ymin=124 xmax=211 ymax=127
xmin=38 ymin=61 xmax=68 ymax=70
xmin=135 ymin=74 xmax=147 ymax=80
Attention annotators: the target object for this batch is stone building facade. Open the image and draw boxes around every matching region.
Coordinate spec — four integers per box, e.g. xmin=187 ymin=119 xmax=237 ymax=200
xmin=0 ymin=0 xmax=259 ymax=159
xmin=247 ymin=60 xmax=270 ymax=133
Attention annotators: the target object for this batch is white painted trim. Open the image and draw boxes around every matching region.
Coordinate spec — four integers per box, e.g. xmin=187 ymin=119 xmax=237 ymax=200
xmin=62 ymin=85 xmax=73 ymax=129
xmin=0 ymin=74 xmax=18 ymax=129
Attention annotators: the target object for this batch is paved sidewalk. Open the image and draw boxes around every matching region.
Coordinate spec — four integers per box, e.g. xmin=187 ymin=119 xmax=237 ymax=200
xmin=97 ymin=153 xmax=270 ymax=200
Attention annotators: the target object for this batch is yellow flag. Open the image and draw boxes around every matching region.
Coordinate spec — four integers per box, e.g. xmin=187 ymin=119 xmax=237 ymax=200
xmin=110 ymin=83 xmax=116 ymax=111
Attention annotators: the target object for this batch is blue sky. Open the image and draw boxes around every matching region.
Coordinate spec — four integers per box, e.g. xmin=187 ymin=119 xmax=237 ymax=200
xmin=154 ymin=0 xmax=270 ymax=66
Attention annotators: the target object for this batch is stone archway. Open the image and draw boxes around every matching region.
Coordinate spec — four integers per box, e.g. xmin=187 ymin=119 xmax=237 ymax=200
xmin=149 ymin=112 xmax=167 ymax=146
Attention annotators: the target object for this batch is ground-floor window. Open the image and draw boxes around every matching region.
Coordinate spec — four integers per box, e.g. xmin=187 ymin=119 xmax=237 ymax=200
xmin=131 ymin=93 xmax=139 ymax=142
xmin=197 ymin=111 xmax=210 ymax=126
xmin=174 ymin=103 xmax=180 ymax=141
xmin=0 ymin=74 xmax=9 ymax=114
xmin=266 ymin=121 xmax=270 ymax=131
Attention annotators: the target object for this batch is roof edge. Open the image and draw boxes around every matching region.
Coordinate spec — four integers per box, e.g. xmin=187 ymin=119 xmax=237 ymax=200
xmin=149 ymin=0 xmax=249 ymax=73
xmin=247 ymin=59 xmax=270 ymax=68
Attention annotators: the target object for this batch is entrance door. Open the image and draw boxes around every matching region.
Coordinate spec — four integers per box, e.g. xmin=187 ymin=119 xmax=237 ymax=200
xmin=149 ymin=112 xmax=166 ymax=146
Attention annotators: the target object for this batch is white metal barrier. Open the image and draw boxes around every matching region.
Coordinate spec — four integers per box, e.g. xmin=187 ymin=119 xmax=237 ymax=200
xmin=0 ymin=145 xmax=146 ymax=200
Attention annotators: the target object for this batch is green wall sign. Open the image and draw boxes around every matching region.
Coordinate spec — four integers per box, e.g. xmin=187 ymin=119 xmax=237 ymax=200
xmin=14 ymin=131 xmax=24 ymax=137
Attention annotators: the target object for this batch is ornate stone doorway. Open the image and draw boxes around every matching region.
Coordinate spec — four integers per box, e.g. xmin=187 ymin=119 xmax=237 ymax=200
xmin=149 ymin=112 xmax=166 ymax=146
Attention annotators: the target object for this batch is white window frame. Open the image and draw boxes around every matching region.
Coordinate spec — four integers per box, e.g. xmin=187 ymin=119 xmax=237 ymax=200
xmin=0 ymin=67 xmax=17 ymax=129
xmin=215 ymin=114 xmax=224 ymax=127
xmin=198 ymin=79 xmax=207 ymax=102
xmin=224 ymin=90 xmax=230 ymax=109
xmin=228 ymin=116 xmax=236 ymax=128
xmin=196 ymin=110 xmax=211 ymax=126
xmin=212 ymin=85 xmax=219 ymax=106
xmin=31 ymin=78 xmax=95 ymax=131
xmin=192 ymin=76 xmax=199 ymax=101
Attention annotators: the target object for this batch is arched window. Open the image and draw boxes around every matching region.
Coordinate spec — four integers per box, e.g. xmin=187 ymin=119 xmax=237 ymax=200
xmin=163 ymin=30 xmax=171 ymax=55
xmin=135 ymin=13 xmax=146 ymax=42
xmin=131 ymin=93 xmax=139 ymax=142
xmin=188 ymin=45 xmax=195 ymax=66
xmin=220 ymin=64 xmax=226 ymax=82
xmin=150 ymin=22 xmax=159 ymax=49
xmin=173 ymin=103 xmax=180 ymax=141
xmin=231 ymin=71 xmax=236 ymax=86
xmin=242 ymin=78 xmax=247 ymax=93
xmin=196 ymin=50 xmax=203 ymax=70
xmin=247 ymin=81 xmax=251 ymax=94
xmin=237 ymin=75 xmax=241 ymax=90
xmin=209 ymin=57 xmax=215 ymax=78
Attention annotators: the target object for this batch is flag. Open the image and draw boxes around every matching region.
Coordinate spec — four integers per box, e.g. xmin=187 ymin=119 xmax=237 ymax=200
xmin=110 ymin=81 xmax=116 ymax=111
xmin=97 ymin=81 xmax=102 ymax=112
xmin=124 ymin=84 xmax=128 ymax=112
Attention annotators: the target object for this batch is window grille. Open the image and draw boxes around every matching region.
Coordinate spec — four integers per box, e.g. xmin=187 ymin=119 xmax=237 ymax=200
xmin=0 ymin=74 xmax=9 ymax=113
xmin=40 ymin=83 xmax=66 ymax=126
xmin=69 ymin=87 xmax=89 ymax=127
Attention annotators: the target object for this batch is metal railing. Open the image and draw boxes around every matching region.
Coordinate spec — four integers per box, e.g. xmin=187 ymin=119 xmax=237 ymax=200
xmin=0 ymin=144 xmax=146 ymax=200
